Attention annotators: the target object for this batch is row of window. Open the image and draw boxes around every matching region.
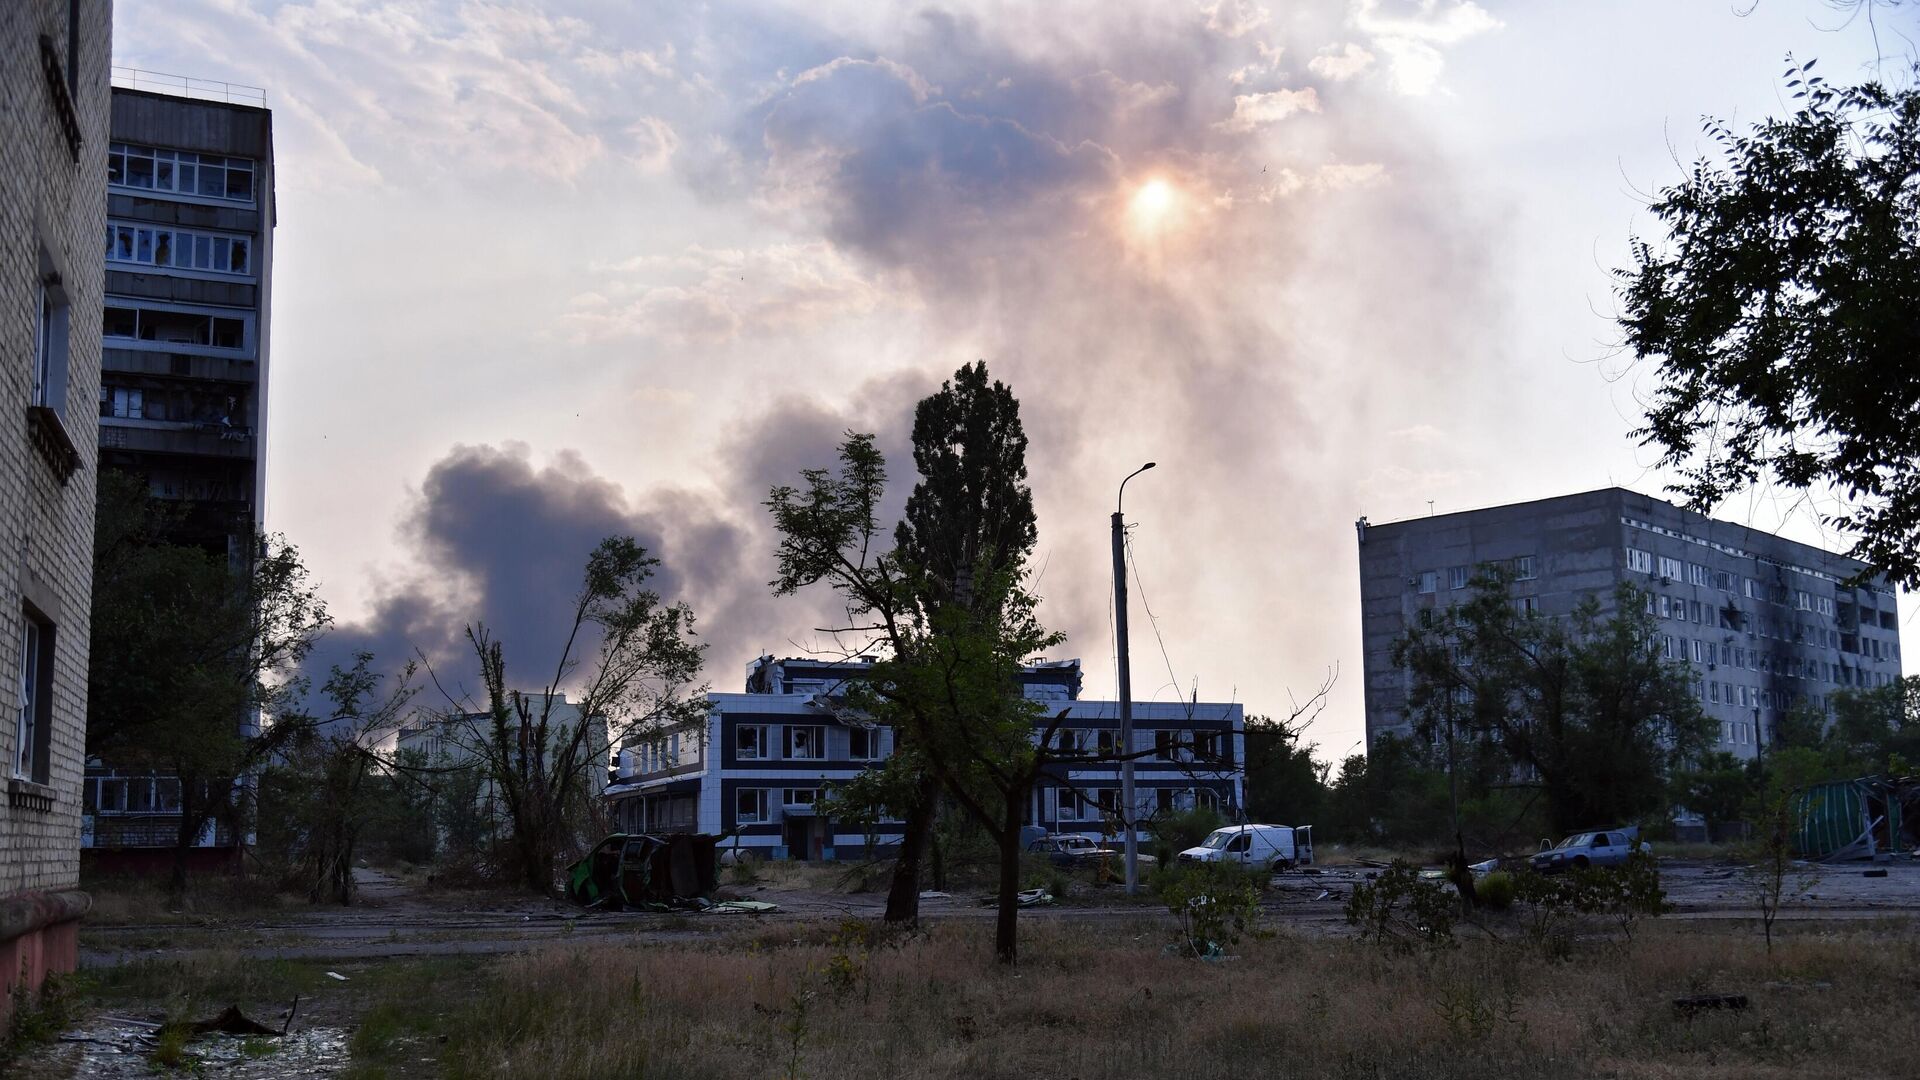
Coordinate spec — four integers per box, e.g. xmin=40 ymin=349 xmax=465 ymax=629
xmin=104 ymin=304 xmax=247 ymax=350
xmin=107 ymin=222 xmax=253 ymax=275
xmin=84 ymin=775 xmax=185 ymax=814
xmin=1417 ymin=557 xmax=1537 ymax=595
xmin=1721 ymin=721 xmax=1757 ymax=746
xmin=732 ymin=724 xmax=882 ymax=763
xmin=99 ymin=381 xmax=247 ymax=426
xmin=736 ymin=787 xmax=822 ymax=823
xmin=108 ymin=142 xmax=256 ymax=202
xmin=1628 ymin=549 xmax=1851 ymax=618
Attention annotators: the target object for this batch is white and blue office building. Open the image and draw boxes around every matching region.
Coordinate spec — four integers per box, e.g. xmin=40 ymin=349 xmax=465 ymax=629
xmin=605 ymin=656 xmax=1247 ymax=861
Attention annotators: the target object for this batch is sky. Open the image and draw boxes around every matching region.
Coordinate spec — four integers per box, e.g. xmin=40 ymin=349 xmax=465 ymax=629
xmin=115 ymin=0 xmax=1912 ymax=759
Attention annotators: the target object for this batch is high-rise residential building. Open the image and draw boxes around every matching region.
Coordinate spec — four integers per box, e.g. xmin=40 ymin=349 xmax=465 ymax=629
xmin=83 ymin=78 xmax=274 ymax=871
xmin=1356 ymin=487 xmax=1905 ymax=760
xmin=2 ymin=0 xmax=112 ymax=1029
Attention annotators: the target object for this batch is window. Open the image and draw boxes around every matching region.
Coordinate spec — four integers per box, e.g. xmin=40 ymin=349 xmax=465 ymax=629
xmin=101 ymin=305 xmax=247 ymax=350
xmin=1417 ymin=571 xmax=1437 ymax=595
xmin=1626 ymin=548 xmax=1654 ymax=574
xmin=100 ymin=386 xmax=143 ymax=419
xmin=1687 ymin=563 xmax=1710 ymax=587
xmin=1689 ymin=600 xmax=1703 ymax=624
xmin=1817 ymin=597 xmax=1834 ymax=616
xmin=1709 ymin=681 xmax=1721 ymax=704
xmin=106 ymin=221 xmax=252 ymax=274
xmin=735 ymin=724 xmax=766 ymax=761
xmin=1663 ymin=635 xmax=1677 ymax=660
xmin=1448 ymin=566 xmax=1470 ymax=590
xmin=1154 ymin=729 xmax=1176 ymax=760
xmin=33 ymin=261 xmax=70 ymax=416
xmin=1690 ymin=639 xmax=1703 ymax=663
xmin=735 ymin=788 xmax=769 ymax=824
xmin=1657 ymin=596 xmax=1672 ymax=619
xmin=1795 ymin=591 xmax=1813 ymax=611
xmin=1095 ymin=729 xmax=1121 ymax=756
xmin=1057 ymin=788 xmax=1084 ymax=821
xmin=1192 ymin=731 xmax=1226 ymax=763
xmin=1516 ymin=596 xmax=1538 ymax=616
xmin=784 ymin=789 xmax=818 ymax=807
xmin=15 ymin=612 xmax=53 ymax=782
xmin=848 ymin=727 xmax=879 ymax=761
xmin=1512 ymin=556 xmax=1537 ymax=581
xmin=787 ymin=725 xmax=825 ymax=760
xmin=108 ymin=143 xmax=256 ymax=202
xmin=1657 ymin=556 xmax=1683 ymax=581
xmin=1713 ymin=570 xmax=1736 ymax=592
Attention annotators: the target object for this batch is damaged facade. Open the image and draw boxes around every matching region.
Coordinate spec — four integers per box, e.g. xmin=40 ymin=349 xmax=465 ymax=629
xmin=1357 ymin=487 xmax=1906 ymax=761
xmin=605 ymin=656 xmax=1246 ymax=861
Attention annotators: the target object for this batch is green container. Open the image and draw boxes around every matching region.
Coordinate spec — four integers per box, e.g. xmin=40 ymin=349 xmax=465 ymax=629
xmin=1789 ymin=778 xmax=1903 ymax=859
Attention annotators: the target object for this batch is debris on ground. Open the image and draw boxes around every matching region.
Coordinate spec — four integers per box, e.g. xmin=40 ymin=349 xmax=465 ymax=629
xmin=1673 ymin=994 xmax=1748 ymax=1019
xmin=188 ymin=1005 xmax=281 ymax=1037
xmin=566 ymin=833 xmax=721 ymax=910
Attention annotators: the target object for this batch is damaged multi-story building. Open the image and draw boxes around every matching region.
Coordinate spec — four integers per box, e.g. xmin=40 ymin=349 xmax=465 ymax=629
xmin=3 ymin=0 xmax=111 ymax=1029
xmin=1356 ymin=487 xmax=1906 ymax=760
xmin=82 ymin=76 xmax=276 ymax=872
xmin=604 ymin=655 xmax=1246 ymax=860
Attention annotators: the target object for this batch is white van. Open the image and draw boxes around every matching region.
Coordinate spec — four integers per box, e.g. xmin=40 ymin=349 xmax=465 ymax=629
xmin=1178 ymin=824 xmax=1314 ymax=870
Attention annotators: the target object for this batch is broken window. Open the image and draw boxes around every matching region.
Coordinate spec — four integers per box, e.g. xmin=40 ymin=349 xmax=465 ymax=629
xmin=847 ymin=727 xmax=878 ymax=761
xmin=735 ymin=788 xmax=768 ymax=824
xmin=734 ymin=724 xmax=765 ymax=761
xmin=786 ymin=725 xmax=825 ymax=760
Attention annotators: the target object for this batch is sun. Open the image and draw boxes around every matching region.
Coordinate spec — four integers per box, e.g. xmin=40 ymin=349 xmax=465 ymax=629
xmin=1131 ymin=178 xmax=1174 ymax=221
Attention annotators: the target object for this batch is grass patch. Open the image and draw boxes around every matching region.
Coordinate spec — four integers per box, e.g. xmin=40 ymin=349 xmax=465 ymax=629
xmin=1 ymin=972 xmax=84 ymax=1071
xmin=421 ymin=916 xmax=1919 ymax=1079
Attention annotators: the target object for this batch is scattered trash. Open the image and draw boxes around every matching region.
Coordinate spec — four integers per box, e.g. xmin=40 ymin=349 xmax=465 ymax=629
xmin=1673 ymin=994 xmax=1748 ymax=1019
xmin=918 ymin=890 xmax=953 ymax=899
xmin=707 ymin=900 xmax=779 ymax=914
xmin=325 ymin=971 xmax=348 ymax=982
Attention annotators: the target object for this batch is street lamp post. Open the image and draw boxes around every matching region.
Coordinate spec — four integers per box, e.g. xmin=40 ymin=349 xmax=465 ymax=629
xmin=1113 ymin=462 xmax=1155 ymax=894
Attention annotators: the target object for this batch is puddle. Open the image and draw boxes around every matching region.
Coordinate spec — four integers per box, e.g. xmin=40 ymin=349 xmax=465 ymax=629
xmin=58 ymin=1016 xmax=352 ymax=1078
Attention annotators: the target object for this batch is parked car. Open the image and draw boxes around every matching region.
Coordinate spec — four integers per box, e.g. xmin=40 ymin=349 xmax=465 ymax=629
xmin=1027 ymin=833 xmax=1156 ymax=868
xmin=1177 ymin=824 xmax=1314 ymax=870
xmin=1528 ymin=826 xmax=1645 ymax=874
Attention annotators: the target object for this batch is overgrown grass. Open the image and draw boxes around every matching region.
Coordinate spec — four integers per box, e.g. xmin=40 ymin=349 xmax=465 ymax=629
xmin=425 ymin=917 xmax=1919 ymax=1079
xmin=81 ymin=870 xmax=297 ymax=926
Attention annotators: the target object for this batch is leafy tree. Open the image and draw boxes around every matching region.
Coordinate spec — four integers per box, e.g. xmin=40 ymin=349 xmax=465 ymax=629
xmin=258 ymin=653 xmax=420 ymax=903
xmin=882 ymin=361 xmax=1043 ymax=923
xmin=769 ymin=431 xmax=1070 ymax=962
xmin=441 ymin=537 xmax=707 ymax=895
xmin=88 ymin=470 xmax=331 ymax=900
xmin=1670 ymin=751 xmax=1762 ymax=834
xmin=1394 ymin=573 xmax=1713 ymax=835
xmin=1618 ymin=65 xmax=1920 ymax=585
xmin=1242 ymin=711 xmax=1330 ymax=827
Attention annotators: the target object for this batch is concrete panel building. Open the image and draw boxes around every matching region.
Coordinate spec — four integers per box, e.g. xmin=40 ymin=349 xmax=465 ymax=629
xmin=1356 ymin=487 xmax=1905 ymax=760
xmin=2 ymin=0 xmax=111 ymax=1028
xmin=605 ymin=656 xmax=1246 ymax=861
xmin=83 ymin=80 xmax=275 ymax=871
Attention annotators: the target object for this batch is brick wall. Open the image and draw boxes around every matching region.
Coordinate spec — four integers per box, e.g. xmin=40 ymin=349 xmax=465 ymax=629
xmin=1 ymin=0 xmax=112 ymax=897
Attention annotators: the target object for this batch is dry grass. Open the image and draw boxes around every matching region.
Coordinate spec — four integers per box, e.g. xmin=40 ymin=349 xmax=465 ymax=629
xmin=81 ymin=872 xmax=297 ymax=926
xmin=433 ymin=916 xmax=1920 ymax=1080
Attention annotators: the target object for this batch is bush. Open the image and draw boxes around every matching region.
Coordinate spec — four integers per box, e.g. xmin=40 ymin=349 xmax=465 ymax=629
xmin=1153 ymin=860 xmax=1265 ymax=957
xmin=1345 ymin=860 xmax=1456 ymax=954
xmin=1511 ymin=847 xmax=1669 ymax=946
xmin=1475 ymin=870 xmax=1515 ymax=910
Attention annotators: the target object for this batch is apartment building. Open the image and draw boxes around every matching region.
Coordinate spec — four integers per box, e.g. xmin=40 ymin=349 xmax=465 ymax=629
xmin=1356 ymin=487 xmax=1906 ymax=760
xmin=82 ymin=79 xmax=274 ymax=871
xmin=605 ymin=656 xmax=1247 ymax=860
xmin=3 ymin=0 xmax=111 ymax=1028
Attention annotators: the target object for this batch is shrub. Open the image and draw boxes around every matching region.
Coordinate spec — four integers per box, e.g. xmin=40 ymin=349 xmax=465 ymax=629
xmin=1475 ymin=870 xmax=1515 ymax=910
xmin=1154 ymin=860 xmax=1265 ymax=957
xmin=1345 ymin=860 xmax=1456 ymax=954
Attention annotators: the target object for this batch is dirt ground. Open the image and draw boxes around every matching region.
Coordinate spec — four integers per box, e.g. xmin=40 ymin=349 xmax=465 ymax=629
xmin=73 ymin=858 xmax=1920 ymax=966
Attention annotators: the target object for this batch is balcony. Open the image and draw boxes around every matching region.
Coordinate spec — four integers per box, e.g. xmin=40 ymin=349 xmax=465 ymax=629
xmin=99 ymin=420 xmax=255 ymax=459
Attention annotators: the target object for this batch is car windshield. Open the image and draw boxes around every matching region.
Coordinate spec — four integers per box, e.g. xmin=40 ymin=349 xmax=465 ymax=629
xmin=1556 ymin=833 xmax=1595 ymax=849
xmin=1201 ymin=829 xmax=1239 ymax=850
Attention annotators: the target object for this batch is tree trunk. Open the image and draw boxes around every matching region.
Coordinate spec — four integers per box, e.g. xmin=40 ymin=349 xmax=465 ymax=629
xmin=994 ymin=808 xmax=1023 ymax=964
xmin=884 ymin=773 xmax=939 ymax=924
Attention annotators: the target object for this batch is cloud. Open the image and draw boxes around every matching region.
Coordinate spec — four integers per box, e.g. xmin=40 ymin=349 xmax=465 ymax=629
xmin=1349 ymin=0 xmax=1502 ymax=95
xmin=1214 ymin=87 xmax=1322 ymax=132
xmin=562 ymin=242 xmax=891 ymax=345
xmin=1204 ymin=0 xmax=1272 ymax=38
xmin=1308 ymin=42 xmax=1376 ymax=80
xmin=626 ymin=116 xmax=680 ymax=175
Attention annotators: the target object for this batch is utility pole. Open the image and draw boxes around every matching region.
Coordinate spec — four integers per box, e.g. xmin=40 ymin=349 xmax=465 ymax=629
xmin=1113 ymin=462 xmax=1155 ymax=894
